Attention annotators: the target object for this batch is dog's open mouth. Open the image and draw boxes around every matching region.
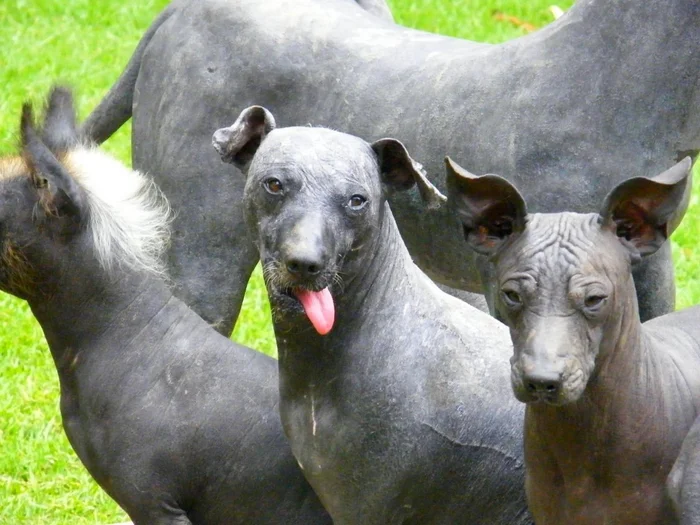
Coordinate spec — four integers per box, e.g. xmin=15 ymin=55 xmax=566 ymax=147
xmin=261 ymin=255 xmax=339 ymax=335
xmin=270 ymin=284 xmax=336 ymax=335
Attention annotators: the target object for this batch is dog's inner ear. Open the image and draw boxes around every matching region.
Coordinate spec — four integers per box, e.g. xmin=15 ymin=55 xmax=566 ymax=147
xmin=444 ymin=156 xmax=527 ymax=256
xmin=599 ymin=157 xmax=693 ymax=258
xmin=212 ymin=106 xmax=277 ymax=171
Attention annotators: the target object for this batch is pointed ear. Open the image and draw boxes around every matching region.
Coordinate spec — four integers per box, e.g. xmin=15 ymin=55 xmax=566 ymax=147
xmin=41 ymin=86 xmax=79 ymax=153
xmin=600 ymin=157 xmax=693 ymax=259
xmin=21 ymin=103 xmax=85 ymax=229
xmin=212 ymin=106 xmax=276 ymax=170
xmin=371 ymin=138 xmax=446 ymax=209
xmin=445 ymin=156 xmax=527 ymax=256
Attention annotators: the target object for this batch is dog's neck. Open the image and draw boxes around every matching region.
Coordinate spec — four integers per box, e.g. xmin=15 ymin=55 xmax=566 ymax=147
xmin=343 ymin=202 xmax=412 ymax=312
xmin=27 ymin=244 xmax=174 ymax=378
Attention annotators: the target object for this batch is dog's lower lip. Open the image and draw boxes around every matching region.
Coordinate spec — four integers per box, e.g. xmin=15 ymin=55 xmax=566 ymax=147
xmin=269 ymin=285 xmax=298 ymax=299
xmin=520 ymin=391 xmax=559 ymax=406
xmin=281 ymin=287 xmax=299 ymax=300
xmin=536 ymin=394 xmax=563 ymax=406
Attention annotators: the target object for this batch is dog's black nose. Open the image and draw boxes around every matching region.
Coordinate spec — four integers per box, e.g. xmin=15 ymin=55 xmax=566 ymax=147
xmin=286 ymin=256 xmax=322 ymax=278
xmin=523 ymin=372 xmax=561 ymax=396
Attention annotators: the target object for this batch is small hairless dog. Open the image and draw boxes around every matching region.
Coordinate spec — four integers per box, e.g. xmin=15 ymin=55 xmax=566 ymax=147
xmin=0 ymin=88 xmax=330 ymax=524
xmin=213 ymin=107 xmax=530 ymax=524
xmin=446 ymin=155 xmax=699 ymax=524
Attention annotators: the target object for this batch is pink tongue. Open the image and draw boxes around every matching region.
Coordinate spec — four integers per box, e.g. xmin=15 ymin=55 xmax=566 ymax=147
xmin=293 ymin=287 xmax=335 ymax=335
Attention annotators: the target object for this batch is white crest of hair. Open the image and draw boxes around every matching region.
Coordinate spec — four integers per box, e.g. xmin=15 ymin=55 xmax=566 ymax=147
xmin=64 ymin=146 xmax=171 ymax=277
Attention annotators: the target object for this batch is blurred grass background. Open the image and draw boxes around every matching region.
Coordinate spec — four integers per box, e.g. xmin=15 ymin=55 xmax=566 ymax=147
xmin=0 ymin=0 xmax=697 ymax=522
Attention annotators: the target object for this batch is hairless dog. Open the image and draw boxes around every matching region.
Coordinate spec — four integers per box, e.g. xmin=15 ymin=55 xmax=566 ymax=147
xmin=83 ymin=0 xmax=699 ymax=334
xmin=213 ymin=107 xmax=530 ymax=524
xmin=446 ymin=155 xmax=700 ymax=524
xmin=0 ymin=88 xmax=330 ymax=524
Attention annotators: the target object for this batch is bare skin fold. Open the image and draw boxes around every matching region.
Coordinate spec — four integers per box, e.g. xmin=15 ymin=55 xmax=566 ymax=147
xmin=213 ymin=107 xmax=530 ymax=524
xmin=446 ymin=155 xmax=700 ymax=524
xmin=82 ymin=0 xmax=699 ymax=334
xmin=0 ymin=88 xmax=330 ymax=525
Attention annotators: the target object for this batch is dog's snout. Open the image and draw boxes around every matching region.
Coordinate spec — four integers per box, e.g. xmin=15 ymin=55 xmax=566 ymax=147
xmin=285 ymin=256 xmax=322 ymax=278
xmin=279 ymin=214 xmax=331 ymax=280
xmin=523 ymin=371 xmax=562 ymax=396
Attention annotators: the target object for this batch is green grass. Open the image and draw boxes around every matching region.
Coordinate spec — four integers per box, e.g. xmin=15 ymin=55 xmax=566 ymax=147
xmin=0 ymin=0 xmax=697 ymax=522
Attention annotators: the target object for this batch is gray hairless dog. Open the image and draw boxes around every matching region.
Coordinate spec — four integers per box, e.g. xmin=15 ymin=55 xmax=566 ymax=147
xmin=82 ymin=0 xmax=700 ymax=334
xmin=1 ymin=88 xmax=330 ymax=524
xmin=446 ymin=156 xmax=700 ymax=524
xmin=669 ymin=416 xmax=700 ymax=524
xmin=212 ymin=107 xmax=530 ymax=524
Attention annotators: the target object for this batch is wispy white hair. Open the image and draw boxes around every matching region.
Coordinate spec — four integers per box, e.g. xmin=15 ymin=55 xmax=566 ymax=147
xmin=64 ymin=146 xmax=171 ymax=276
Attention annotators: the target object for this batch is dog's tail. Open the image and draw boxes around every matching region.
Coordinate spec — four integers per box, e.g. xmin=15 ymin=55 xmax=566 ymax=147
xmin=80 ymin=4 xmax=176 ymax=145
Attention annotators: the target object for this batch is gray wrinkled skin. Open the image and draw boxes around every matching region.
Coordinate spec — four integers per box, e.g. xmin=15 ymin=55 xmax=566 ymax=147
xmin=3 ymin=89 xmax=330 ymax=524
xmin=669 ymin=416 xmax=700 ymax=524
xmin=447 ymin=158 xmax=700 ymax=524
xmin=82 ymin=0 xmax=700 ymax=334
xmin=218 ymin=115 xmax=529 ymax=524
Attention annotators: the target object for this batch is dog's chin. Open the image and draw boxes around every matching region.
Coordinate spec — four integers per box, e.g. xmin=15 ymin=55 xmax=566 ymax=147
xmin=516 ymin=391 xmax=569 ymax=407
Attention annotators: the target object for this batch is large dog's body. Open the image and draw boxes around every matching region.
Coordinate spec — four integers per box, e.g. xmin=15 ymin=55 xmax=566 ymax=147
xmin=83 ymin=0 xmax=700 ymax=333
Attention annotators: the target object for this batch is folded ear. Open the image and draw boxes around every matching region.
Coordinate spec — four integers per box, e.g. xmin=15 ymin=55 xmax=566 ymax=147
xmin=445 ymin=156 xmax=527 ymax=256
xmin=600 ymin=157 xmax=693 ymax=259
xmin=41 ymin=86 xmax=79 ymax=154
xmin=371 ymin=138 xmax=446 ymax=209
xmin=21 ymin=103 xmax=85 ymax=231
xmin=212 ymin=106 xmax=276 ymax=171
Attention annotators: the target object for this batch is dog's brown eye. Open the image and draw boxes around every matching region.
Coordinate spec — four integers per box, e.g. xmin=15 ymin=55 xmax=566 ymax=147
xmin=501 ymin=289 xmax=522 ymax=308
xmin=263 ymin=178 xmax=283 ymax=195
xmin=348 ymin=194 xmax=367 ymax=210
xmin=584 ymin=295 xmax=607 ymax=309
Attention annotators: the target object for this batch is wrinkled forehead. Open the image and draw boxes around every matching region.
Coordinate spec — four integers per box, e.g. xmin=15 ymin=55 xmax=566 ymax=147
xmin=498 ymin=212 xmax=625 ymax=280
xmin=251 ymin=127 xmax=379 ymax=186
